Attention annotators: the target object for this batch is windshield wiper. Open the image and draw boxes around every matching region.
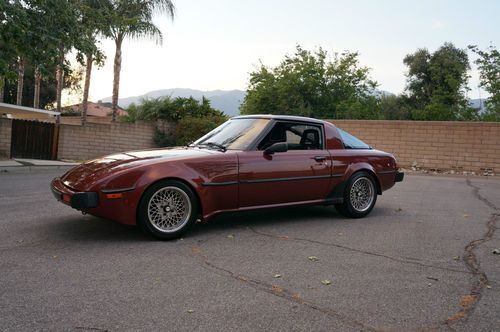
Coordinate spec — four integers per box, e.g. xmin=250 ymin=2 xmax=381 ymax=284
xmin=191 ymin=142 xmax=227 ymax=152
xmin=205 ymin=142 xmax=227 ymax=152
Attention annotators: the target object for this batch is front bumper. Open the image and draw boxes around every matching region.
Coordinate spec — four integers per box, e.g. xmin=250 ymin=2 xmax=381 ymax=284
xmin=51 ymin=178 xmax=98 ymax=210
xmin=395 ymin=171 xmax=404 ymax=182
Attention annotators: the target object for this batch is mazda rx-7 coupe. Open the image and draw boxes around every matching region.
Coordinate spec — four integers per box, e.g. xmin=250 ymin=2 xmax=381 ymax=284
xmin=51 ymin=115 xmax=404 ymax=240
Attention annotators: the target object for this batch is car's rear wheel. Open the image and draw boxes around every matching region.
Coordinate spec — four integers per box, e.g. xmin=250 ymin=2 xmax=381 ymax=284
xmin=335 ymin=171 xmax=377 ymax=218
xmin=138 ymin=180 xmax=198 ymax=240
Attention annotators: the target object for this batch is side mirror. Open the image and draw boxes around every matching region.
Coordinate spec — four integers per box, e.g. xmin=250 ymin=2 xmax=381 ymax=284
xmin=264 ymin=142 xmax=288 ymax=155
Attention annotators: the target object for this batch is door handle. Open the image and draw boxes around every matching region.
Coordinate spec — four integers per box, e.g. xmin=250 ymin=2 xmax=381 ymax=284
xmin=314 ymin=156 xmax=326 ymax=162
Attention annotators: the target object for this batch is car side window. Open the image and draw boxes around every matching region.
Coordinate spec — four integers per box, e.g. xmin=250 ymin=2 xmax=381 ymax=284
xmin=257 ymin=122 xmax=323 ymax=150
xmin=337 ymin=128 xmax=371 ymax=149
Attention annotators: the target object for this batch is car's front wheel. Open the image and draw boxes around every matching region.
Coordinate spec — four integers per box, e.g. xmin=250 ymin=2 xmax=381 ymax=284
xmin=138 ymin=180 xmax=198 ymax=240
xmin=335 ymin=171 xmax=377 ymax=218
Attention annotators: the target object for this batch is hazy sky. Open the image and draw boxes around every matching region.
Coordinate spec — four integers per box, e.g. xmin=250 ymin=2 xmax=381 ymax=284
xmin=85 ymin=0 xmax=499 ymax=102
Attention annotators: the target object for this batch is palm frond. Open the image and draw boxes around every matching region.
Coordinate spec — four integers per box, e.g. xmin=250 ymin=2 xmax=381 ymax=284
xmin=127 ymin=20 xmax=163 ymax=45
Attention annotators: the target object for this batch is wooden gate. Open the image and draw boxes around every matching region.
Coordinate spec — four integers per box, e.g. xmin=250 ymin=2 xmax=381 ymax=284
xmin=10 ymin=119 xmax=58 ymax=160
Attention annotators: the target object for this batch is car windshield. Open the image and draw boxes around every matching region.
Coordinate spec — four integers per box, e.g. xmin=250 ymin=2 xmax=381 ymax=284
xmin=192 ymin=118 xmax=270 ymax=151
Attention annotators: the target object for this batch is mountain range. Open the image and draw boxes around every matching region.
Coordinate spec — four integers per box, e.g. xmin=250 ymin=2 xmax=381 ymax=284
xmin=102 ymin=88 xmax=246 ymax=116
xmin=102 ymin=88 xmax=487 ymax=116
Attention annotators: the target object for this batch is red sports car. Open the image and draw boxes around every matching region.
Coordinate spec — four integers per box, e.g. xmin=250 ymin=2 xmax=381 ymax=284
xmin=51 ymin=115 xmax=403 ymax=240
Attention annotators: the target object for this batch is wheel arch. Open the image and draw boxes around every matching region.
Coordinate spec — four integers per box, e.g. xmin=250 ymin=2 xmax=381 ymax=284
xmin=344 ymin=163 xmax=382 ymax=195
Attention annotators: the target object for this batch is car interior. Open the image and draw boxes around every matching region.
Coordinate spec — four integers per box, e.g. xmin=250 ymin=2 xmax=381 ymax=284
xmin=257 ymin=122 xmax=322 ymax=150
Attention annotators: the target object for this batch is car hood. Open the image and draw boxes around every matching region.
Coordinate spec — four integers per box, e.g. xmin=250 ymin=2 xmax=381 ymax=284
xmin=60 ymin=147 xmax=217 ymax=191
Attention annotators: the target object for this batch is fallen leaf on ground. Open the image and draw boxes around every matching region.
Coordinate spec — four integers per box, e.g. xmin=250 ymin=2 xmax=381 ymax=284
xmin=273 ymin=274 xmax=282 ymax=278
xmin=272 ymin=285 xmax=283 ymax=293
xmin=278 ymin=235 xmax=289 ymax=240
xmin=227 ymin=234 xmax=234 ymax=239
xmin=321 ymin=280 xmax=331 ymax=285
xmin=427 ymin=282 xmax=433 ymax=287
xmin=427 ymin=277 xmax=439 ymax=281
xmin=460 ymin=295 xmax=477 ymax=307
xmin=453 ymin=256 xmax=461 ymax=261
xmin=308 ymin=256 xmax=318 ymax=262
xmin=463 ymin=214 xmax=469 ymax=218
xmin=492 ymin=249 xmax=500 ymax=255
xmin=486 ymin=285 xmax=492 ymax=289
xmin=187 ymin=309 xmax=194 ymax=313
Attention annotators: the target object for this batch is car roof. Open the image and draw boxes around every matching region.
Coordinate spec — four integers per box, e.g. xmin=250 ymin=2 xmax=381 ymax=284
xmin=232 ymin=114 xmax=326 ymax=125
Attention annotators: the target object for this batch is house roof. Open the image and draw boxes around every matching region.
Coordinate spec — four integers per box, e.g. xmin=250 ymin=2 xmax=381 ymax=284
xmin=0 ymin=102 xmax=60 ymax=120
xmin=66 ymin=101 xmax=127 ymax=117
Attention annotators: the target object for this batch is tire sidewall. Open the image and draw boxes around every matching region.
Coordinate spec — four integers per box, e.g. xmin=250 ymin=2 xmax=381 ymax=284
xmin=343 ymin=171 xmax=377 ymax=218
xmin=138 ymin=180 xmax=198 ymax=240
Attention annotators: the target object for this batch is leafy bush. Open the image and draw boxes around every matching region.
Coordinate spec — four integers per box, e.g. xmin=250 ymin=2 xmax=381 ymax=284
xmin=121 ymin=96 xmax=225 ymax=123
xmin=121 ymin=96 xmax=228 ymax=147
xmin=174 ymin=115 xmax=227 ymax=146
xmin=153 ymin=129 xmax=176 ymax=147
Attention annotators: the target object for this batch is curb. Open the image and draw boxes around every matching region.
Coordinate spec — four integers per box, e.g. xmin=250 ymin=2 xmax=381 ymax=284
xmin=0 ymin=165 xmax=75 ymax=174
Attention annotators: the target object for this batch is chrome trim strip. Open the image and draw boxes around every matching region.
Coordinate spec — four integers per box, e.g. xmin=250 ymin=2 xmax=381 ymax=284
xmin=201 ymin=181 xmax=238 ymax=187
xmin=101 ymin=187 xmax=135 ymax=193
xmin=377 ymin=170 xmax=396 ymax=175
xmin=240 ymin=174 xmax=331 ymax=184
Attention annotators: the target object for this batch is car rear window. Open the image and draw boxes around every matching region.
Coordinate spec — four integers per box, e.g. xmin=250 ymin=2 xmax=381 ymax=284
xmin=337 ymin=128 xmax=371 ymax=149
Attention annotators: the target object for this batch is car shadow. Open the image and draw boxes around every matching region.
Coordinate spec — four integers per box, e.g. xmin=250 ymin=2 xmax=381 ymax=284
xmin=46 ymin=204 xmax=394 ymax=243
xmin=44 ymin=214 xmax=150 ymax=244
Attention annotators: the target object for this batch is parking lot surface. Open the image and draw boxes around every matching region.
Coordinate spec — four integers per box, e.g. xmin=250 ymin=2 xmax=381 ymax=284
xmin=1 ymin=169 xmax=499 ymax=331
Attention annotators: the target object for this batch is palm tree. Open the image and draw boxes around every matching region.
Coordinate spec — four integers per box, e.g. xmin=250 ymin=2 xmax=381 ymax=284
xmin=77 ymin=0 xmax=108 ymax=125
xmin=107 ymin=0 xmax=175 ymax=121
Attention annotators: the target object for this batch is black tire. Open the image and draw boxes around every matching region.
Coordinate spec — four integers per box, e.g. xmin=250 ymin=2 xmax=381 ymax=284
xmin=335 ymin=171 xmax=377 ymax=218
xmin=138 ymin=180 xmax=198 ymax=240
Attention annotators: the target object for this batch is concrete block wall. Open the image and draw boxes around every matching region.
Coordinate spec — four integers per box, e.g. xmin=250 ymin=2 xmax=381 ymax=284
xmin=331 ymin=120 xmax=500 ymax=172
xmin=0 ymin=118 xmax=12 ymax=158
xmin=57 ymin=121 xmax=156 ymax=161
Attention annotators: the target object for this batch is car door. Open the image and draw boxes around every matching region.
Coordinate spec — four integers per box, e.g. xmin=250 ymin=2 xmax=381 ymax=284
xmin=238 ymin=121 xmax=332 ymax=208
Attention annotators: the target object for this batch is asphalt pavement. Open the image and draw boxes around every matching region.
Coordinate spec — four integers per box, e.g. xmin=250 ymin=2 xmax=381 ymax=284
xmin=0 ymin=168 xmax=499 ymax=331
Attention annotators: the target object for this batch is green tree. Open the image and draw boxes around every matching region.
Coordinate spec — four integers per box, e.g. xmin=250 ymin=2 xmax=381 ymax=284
xmin=378 ymin=94 xmax=413 ymax=120
xmin=469 ymin=45 xmax=500 ymax=121
xmin=76 ymin=0 xmax=108 ymax=125
xmin=106 ymin=0 xmax=175 ymax=122
xmin=0 ymin=0 xmax=26 ymax=103
xmin=403 ymin=42 xmax=472 ymax=120
xmin=240 ymin=45 xmax=378 ymax=119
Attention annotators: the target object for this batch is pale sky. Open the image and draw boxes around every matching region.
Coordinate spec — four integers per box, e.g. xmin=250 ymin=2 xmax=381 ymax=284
xmin=82 ymin=0 xmax=499 ymax=102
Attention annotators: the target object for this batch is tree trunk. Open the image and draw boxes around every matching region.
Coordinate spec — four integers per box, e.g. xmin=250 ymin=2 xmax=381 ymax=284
xmin=56 ymin=47 xmax=64 ymax=112
xmin=81 ymin=52 xmax=93 ymax=126
xmin=16 ymin=57 xmax=25 ymax=105
xmin=112 ymin=37 xmax=123 ymax=122
xmin=34 ymin=66 xmax=41 ymax=109
xmin=0 ymin=76 xmax=4 ymax=103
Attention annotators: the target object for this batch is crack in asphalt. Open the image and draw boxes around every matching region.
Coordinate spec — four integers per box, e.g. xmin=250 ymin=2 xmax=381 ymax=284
xmin=246 ymin=226 xmax=471 ymax=275
xmin=189 ymin=245 xmax=379 ymax=332
xmin=74 ymin=327 xmax=109 ymax=331
xmin=442 ymin=179 xmax=499 ymax=327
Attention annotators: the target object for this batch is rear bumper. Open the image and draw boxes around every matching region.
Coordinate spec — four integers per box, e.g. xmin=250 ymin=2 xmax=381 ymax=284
xmin=51 ymin=178 xmax=98 ymax=210
xmin=395 ymin=171 xmax=404 ymax=182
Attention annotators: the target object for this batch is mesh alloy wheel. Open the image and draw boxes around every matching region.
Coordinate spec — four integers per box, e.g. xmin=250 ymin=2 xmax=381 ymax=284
xmin=138 ymin=180 xmax=198 ymax=240
xmin=349 ymin=177 xmax=375 ymax=212
xmin=335 ymin=171 xmax=378 ymax=218
xmin=147 ymin=186 xmax=192 ymax=233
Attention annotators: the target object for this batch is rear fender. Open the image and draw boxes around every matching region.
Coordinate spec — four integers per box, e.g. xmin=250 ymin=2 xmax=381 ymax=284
xmin=343 ymin=162 xmax=382 ymax=195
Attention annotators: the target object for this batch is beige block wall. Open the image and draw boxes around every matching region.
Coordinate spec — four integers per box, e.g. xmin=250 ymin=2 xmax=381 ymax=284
xmin=0 ymin=118 xmax=12 ymax=158
xmin=331 ymin=120 xmax=500 ymax=172
xmin=57 ymin=121 xmax=156 ymax=161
